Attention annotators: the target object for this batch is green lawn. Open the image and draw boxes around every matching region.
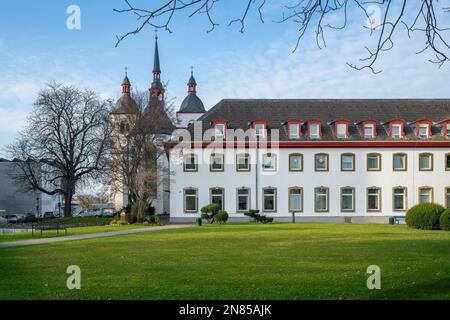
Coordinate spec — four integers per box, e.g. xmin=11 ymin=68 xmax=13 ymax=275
xmin=0 ymin=223 xmax=449 ymax=300
xmin=0 ymin=223 xmax=155 ymax=243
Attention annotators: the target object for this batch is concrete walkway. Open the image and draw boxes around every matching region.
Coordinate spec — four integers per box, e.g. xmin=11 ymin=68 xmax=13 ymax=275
xmin=0 ymin=224 xmax=193 ymax=248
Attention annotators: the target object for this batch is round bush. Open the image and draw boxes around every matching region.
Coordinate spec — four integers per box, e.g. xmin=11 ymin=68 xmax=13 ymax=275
xmin=405 ymin=203 xmax=445 ymax=230
xmin=439 ymin=209 xmax=450 ymax=231
xmin=214 ymin=210 xmax=229 ymax=224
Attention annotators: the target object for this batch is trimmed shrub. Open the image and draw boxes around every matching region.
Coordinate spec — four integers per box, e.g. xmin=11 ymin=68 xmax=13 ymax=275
xmin=214 ymin=210 xmax=229 ymax=224
xmin=201 ymin=203 xmax=221 ymax=224
xmin=439 ymin=209 xmax=450 ymax=231
xmin=405 ymin=203 xmax=445 ymax=230
xmin=244 ymin=209 xmax=273 ymax=224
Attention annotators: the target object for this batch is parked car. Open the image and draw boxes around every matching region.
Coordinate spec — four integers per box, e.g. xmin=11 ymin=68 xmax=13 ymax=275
xmin=101 ymin=209 xmax=118 ymax=218
xmin=43 ymin=212 xmax=56 ymax=220
xmin=5 ymin=215 xmax=19 ymax=223
xmin=23 ymin=214 xmax=38 ymax=223
xmin=0 ymin=216 xmax=7 ymax=224
xmin=78 ymin=209 xmax=102 ymax=218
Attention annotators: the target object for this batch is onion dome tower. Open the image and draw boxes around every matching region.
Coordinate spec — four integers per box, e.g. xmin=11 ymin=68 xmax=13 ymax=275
xmin=111 ymin=69 xmax=139 ymax=115
xmin=176 ymin=67 xmax=206 ymax=128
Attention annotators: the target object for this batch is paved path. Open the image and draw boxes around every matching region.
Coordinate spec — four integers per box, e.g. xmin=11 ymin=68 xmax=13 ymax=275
xmin=0 ymin=224 xmax=193 ymax=248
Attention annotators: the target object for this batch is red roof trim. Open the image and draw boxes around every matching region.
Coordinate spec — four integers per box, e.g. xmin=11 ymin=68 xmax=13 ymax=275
xmin=165 ymin=141 xmax=450 ymax=149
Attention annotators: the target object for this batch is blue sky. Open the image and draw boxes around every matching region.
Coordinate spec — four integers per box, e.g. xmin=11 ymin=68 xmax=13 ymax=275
xmin=1 ymin=0 xmax=449 ymax=156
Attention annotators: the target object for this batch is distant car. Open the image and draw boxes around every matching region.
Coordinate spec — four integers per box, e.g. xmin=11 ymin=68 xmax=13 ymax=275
xmin=78 ymin=209 xmax=102 ymax=218
xmin=5 ymin=215 xmax=19 ymax=223
xmin=23 ymin=214 xmax=37 ymax=223
xmin=101 ymin=209 xmax=118 ymax=218
xmin=43 ymin=212 xmax=56 ymax=220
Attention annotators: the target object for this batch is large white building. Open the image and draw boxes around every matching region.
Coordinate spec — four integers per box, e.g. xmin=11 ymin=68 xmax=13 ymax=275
xmin=167 ymin=99 xmax=450 ymax=223
xmin=109 ymin=38 xmax=450 ymax=222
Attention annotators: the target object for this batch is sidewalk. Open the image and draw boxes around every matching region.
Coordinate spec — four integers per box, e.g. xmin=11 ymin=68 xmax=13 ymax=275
xmin=0 ymin=224 xmax=193 ymax=248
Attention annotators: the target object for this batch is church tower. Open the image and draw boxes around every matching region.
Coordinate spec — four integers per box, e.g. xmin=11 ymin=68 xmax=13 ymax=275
xmin=176 ymin=68 xmax=206 ymax=128
xmin=109 ymin=70 xmax=139 ymax=211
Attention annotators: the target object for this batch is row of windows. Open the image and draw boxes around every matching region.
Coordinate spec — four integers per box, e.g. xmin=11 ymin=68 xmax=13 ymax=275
xmin=183 ymin=152 xmax=450 ymax=172
xmin=213 ymin=120 xmax=450 ymax=140
xmin=183 ymin=187 xmax=450 ymax=213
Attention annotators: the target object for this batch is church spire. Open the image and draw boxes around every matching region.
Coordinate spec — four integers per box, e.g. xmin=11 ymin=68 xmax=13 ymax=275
xmin=150 ymin=32 xmax=164 ymax=99
xmin=122 ymin=67 xmax=131 ymax=94
xmin=188 ymin=66 xmax=197 ymax=93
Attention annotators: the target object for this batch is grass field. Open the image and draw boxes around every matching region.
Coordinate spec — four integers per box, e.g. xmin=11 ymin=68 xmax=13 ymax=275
xmin=0 ymin=223 xmax=154 ymax=243
xmin=0 ymin=223 xmax=449 ymax=300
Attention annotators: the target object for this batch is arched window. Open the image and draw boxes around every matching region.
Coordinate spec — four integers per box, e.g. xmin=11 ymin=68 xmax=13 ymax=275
xmin=367 ymin=187 xmax=381 ymax=211
xmin=419 ymin=186 xmax=433 ymax=204
xmin=341 ymin=153 xmax=355 ymax=171
xmin=314 ymin=153 xmax=329 ymax=171
xmin=289 ymin=153 xmax=303 ymax=171
xmin=419 ymin=153 xmax=433 ymax=171
xmin=393 ymin=187 xmax=407 ymax=211
xmin=367 ymin=153 xmax=381 ymax=171
xmin=393 ymin=153 xmax=407 ymax=171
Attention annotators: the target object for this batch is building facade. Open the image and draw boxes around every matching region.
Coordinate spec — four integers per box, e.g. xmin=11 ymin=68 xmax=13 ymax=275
xmin=167 ymin=100 xmax=450 ymax=223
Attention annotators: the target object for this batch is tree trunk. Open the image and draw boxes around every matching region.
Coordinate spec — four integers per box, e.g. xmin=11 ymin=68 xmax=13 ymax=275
xmin=64 ymin=191 xmax=74 ymax=218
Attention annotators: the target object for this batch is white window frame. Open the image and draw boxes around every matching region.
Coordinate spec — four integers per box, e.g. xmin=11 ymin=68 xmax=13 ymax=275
xmin=419 ymin=153 xmax=433 ymax=171
xmin=367 ymin=187 xmax=381 ymax=212
xmin=309 ymin=123 xmax=320 ymax=139
xmin=288 ymin=187 xmax=303 ymax=212
xmin=184 ymin=188 xmax=198 ymax=213
xmin=391 ymin=123 xmax=402 ymax=138
xmin=215 ymin=123 xmax=225 ymax=138
xmin=289 ymin=123 xmax=300 ymax=138
xmin=183 ymin=153 xmax=198 ymax=172
xmin=341 ymin=187 xmax=355 ymax=212
xmin=364 ymin=124 xmax=375 ymax=139
xmin=393 ymin=153 xmax=407 ymax=171
xmin=210 ymin=188 xmax=224 ymax=210
xmin=210 ymin=153 xmax=224 ymax=172
xmin=341 ymin=153 xmax=355 ymax=171
xmin=314 ymin=187 xmax=329 ymax=212
xmin=262 ymin=188 xmax=277 ymax=212
xmin=418 ymin=123 xmax=429 ymax=138
xmin=237 ymin=188 xmax=250 ymax=212
xmin=315 ymin=153 xmax=329 ymax=171
xmin=419 ymin=187 xmax=433 ymax=204
xmin=336 ymin=123 xmax=348 ymax=139
xmin=393 ymin=187 xmax=407 ymax=211
xmin=367 ymin=153 xmax=381 ymax=171
xmin=262 ymin=153 xmax=277 ymax=171
xmin=255 ymin=123 xmax=266 ymax=138
xmin=447 ymin=123 xmax=450 ymax=138
xmin=236 ymin=153 xmax=250 ymax=172
xmin=289 ymin=153 xmax=303 ymax=171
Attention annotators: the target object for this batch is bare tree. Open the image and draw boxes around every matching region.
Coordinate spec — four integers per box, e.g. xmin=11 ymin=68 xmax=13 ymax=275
xmin=8 ymin=84 xmax=112 ymax=217
xmin=114 ymin=0 xmax=450 ymax=73
xmin=109 ymin=90 xmax=174 ymax=222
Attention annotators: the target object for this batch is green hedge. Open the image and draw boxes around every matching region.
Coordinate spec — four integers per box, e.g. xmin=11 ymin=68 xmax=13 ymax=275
xmin=405 ymin=203 xmax=445 ymax=230
xmin=439 ymin=209 xmax=450 ymax=231
xmin=214 ymin=210 xmax=229 ymax=224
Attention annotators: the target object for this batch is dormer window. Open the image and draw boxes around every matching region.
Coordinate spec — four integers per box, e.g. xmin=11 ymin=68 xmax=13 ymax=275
xmin=413 ymin=120 xmax=432 ymax=138
xmin=212 ymin=120 xmax=227 ymax=139
xmin=287 ymin=121 xmax=301 ymax=139
xmin=418 ymin=124 xmax=429 ymax=138
xmin=335 ymin=121 xmax=349 ymax=139
xmin=389 ymin=120 xmax=404 ymax=139
xmin=308 ymin=121 xmax=321 ymax=139
xmin=361 ymin=120 xmax=377 ymax=139
xmin=253 ymin=120 xmax=267 ymax=138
